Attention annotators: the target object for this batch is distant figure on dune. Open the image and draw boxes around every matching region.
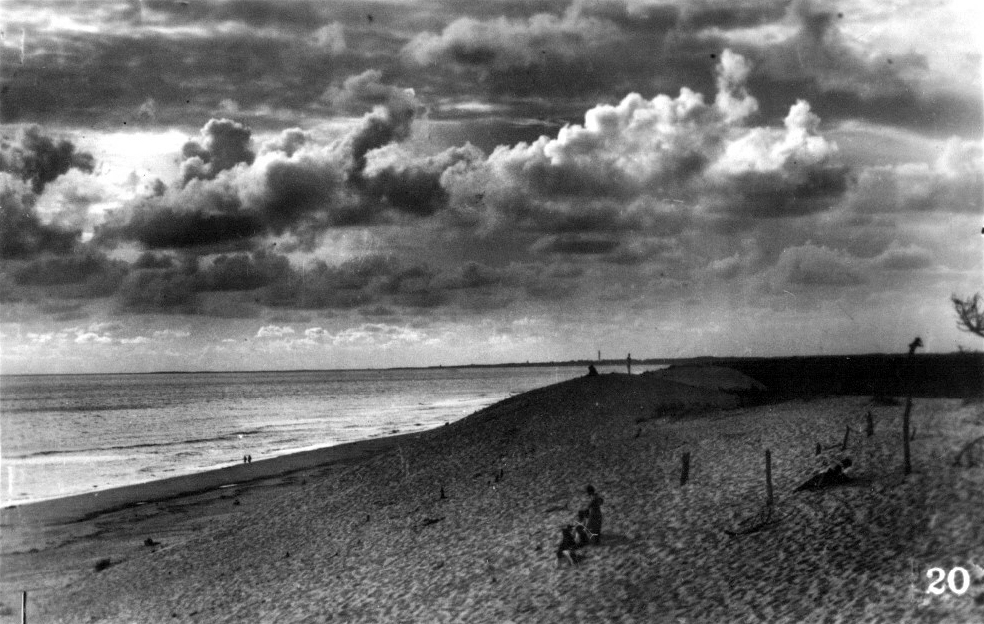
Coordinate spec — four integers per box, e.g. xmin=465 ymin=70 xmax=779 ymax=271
xmin=583 ymin=485 xmax=604 ymax=544
xmin=243 ymin=455 xmax=247 ymax=464
xmin=556 ymin=525 xmax=581 ymax=567
xmin=587 ymin=364 xmax=599 ymax=377
xmin=795 ymin=457 xmax=853 ymax=492
xmin=247 ymin=454 xmax=252 ymax=464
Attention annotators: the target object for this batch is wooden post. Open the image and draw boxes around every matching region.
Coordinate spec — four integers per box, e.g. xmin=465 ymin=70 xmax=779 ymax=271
xmin=865 ymin=411 xmax=874 ymax=437
xmin=902 ymin=337 xmax=922 ymax=476
xmin=841 ymin=424 xmax=851 ymax=451
xmin=626 ymin=353 xmax=632 ymax=375
xmin=815 ymin=442 xmax=821 ymax=456
xmin=21 ymin=591 xmax=26 ymax=624
xmin=680 ymin=451 xmax=690 ymax=486
xmin=765 ymin=449 xmax=774 ymax=507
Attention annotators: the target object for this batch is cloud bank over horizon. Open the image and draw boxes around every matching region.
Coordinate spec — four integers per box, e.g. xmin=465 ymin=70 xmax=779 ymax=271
xmin=1 ymin=0 xmax=981 ymax=373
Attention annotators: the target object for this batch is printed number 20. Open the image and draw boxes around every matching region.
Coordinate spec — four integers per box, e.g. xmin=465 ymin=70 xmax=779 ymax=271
xmin=926 ymin=567 xmax=970 ymax=595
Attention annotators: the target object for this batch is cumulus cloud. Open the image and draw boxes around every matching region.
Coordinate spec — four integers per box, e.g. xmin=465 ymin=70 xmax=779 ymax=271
xmin=256 ymin=325 xmax=295 ymax=338
xmin=403 ymin=9 xmax=617 ymax=71
xmin=703 ymin=99 xmax=847 ymax=217
xmin=95 ymin=75 xmax=432 ymax=250
xmin=846 ymin=138 xmax=983 ymax=215
xmin=438 ymin=50 xmax=848 ymax=246
xmin=763 ymin=243 xmax=865 ymax=292
xmin=180 ymin=118 xmax=255 ymax=185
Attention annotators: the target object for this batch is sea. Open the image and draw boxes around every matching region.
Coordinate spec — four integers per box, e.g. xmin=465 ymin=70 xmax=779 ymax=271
xmin=0 ymin=364 xmax=664 ymax=506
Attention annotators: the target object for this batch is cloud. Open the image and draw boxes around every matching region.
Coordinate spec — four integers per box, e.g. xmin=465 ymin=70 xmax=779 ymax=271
xmin=198 ymin=251 xmax=292 ymax=291
xmin=95 ymin=79 xmax=432 ymax=250
xmin=0 ymin=127 xmax=97 ymax=259
xmin=256 ymin=325 xmax=295 ymax=338
xmin=871 ymin=244 xmax=935 ymax=271
xmin=9 ymin=247 xmax=127 ymax=298
xmin=362 ymin=143 xmax=483 ymax=216
xmin=116 ymin=268 xmax=197 ymax=313
xmin=0 ymin=173 xmax=79 ymax=259
xmin=439 ymin=50 xmax=848 ymax=246
xmin=703 ymin=100 xmax=847 ymax=217
xmin=403 ymin=9 xmax=618 ymax=71
xmin=75 ymin=331 xmax=113 ymax=345
xmin=845 ymin=138 xmax=983 ymax=215
xmin=0 ymin=125 xmax=95 ymax=193
xmin=763 ymin=243 xmax=865 ymax=292
xmin=180 ymin=119 xmax=255 ymax=185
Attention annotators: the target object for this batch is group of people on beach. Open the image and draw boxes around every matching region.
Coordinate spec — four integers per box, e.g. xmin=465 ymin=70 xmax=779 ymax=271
xmin=242 ymin=454 xmax=252 ymax=464
xmin=557 ymin=485 xmax=604 ymax=567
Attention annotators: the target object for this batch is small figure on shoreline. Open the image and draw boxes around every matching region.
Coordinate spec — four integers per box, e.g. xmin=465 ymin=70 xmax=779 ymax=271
xmin=587 ymin=364 xmax=599 ymax=377
xmin=243 ymin=455 xmax=247 ymax=464
xmin=583 ymin=485 xmax=604 ymax=545
xmin=247 ymin=454 xmax=252 ymax=464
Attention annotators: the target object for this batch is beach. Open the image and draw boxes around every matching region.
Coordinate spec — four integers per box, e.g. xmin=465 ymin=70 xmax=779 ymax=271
xmin=2 ymin=368 xmax=982 ymax=622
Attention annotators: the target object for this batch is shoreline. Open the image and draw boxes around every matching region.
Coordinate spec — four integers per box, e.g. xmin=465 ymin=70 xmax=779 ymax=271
xmin=0 ymin=429 xmax=426 ymax=528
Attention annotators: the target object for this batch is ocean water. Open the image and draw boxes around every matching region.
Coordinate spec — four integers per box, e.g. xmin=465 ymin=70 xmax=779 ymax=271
xmin=0 ymin=364 xmax=661 ymax=506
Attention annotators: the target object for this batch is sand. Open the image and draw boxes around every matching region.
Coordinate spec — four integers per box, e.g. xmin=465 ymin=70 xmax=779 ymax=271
xmin=1 ymin=371 xmax=982 ymax=623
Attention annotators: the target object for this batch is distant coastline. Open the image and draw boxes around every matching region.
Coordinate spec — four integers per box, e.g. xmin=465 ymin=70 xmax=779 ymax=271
xmin=1 ymin=350 xmax=981 ymax=381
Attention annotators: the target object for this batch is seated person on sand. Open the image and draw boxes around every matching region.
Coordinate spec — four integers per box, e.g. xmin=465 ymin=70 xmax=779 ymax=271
xmin=556 ymin=525 xmax=582 ymax=567
xmin=583 ymin=485 xmax=604 ymax=544
xmin=587 ymin=364 xmax=599 ymax=377
xmin=795 ymin=457 xmax=853 ymax=492
xmin=574 ymin=510 xmax=591 ymax=547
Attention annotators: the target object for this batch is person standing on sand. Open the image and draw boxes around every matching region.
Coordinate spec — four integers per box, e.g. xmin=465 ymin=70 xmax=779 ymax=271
xmin=584 ymin=485 xmax=603 ymax=544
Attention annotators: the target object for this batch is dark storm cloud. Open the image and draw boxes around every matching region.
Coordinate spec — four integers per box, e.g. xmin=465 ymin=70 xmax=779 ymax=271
xmin=5 ymin=247 xmax=128 ymax=300
xmin=532 ymin=234 xmax=620 ymax=256
xmin=0 ymin=175 xmax=78 ymax=259
xmin=198 ymin=251 xmax=292 ymax=292
xmin=680 ymin=2 xmax=788 ymax=30
xmin=101 ymin=205 xmax=265 ymax=250
xmin=0 ymin=20 xmax=346 ymax=126
xmin=0 ymin=125 xmax=94 ymax=194
xmin=0 ymin=127 xmax=96 ymax=259
xmin=117 ymin=268 xmax=198 ymax=313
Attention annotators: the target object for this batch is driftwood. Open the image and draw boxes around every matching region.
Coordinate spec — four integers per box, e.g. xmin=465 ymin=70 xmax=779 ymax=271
xmin=725 ymin=504 xmax=778 ymax=537
xmin=953 ymin=435 xmax=984 ymax=467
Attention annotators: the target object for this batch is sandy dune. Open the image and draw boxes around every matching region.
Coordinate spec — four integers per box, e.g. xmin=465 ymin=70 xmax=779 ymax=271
xmin=2 ymin=371 xmax=982 ymax=623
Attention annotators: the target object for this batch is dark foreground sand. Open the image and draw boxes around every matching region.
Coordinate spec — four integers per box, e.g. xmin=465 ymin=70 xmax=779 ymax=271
xmin=2 ymin=370 xmax=982 ymax=623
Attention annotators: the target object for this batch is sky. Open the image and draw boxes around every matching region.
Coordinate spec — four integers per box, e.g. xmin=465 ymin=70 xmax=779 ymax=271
xmin=0 ymin=0 xmax=982 ymax=374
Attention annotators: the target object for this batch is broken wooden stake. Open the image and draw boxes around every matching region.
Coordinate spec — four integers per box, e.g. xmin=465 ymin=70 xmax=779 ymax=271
xmin=866 ymin=411 xmax=874 ymax=437
xmin=680 ymin=451 xmax=691 ymax=487
xmin=841 ymin=424 xmax=851 ymax=451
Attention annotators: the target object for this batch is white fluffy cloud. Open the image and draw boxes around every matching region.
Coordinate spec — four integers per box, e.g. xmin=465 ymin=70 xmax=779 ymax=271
xmin=256 ymin=325 xmax=295 ymax=338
